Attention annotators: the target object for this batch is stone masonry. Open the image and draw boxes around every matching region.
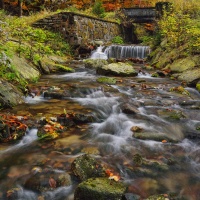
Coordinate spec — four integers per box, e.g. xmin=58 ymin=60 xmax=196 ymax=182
xmin=33 ymin=12 xmax=122 ymax=46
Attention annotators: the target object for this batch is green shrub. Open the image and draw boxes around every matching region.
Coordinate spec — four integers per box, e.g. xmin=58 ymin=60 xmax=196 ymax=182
xmin=112 ymin=36 xmax=124 ymax=44
xmin=92 ymin=1 xmax=105 ymax=18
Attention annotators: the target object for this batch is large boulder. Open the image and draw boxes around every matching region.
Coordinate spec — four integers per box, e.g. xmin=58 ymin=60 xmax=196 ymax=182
xmin=11 ymin=54 xmax=40 ymax=80
xmin=177 ymin=67 xmax=200 ymax=86
xmin=167 ymin=57 xmax=197 ymax=73
xmin=96 ymin=62 xmax=138 ymax=77
xmin=71 ymin=154 xmax=105 ymax=181
xmin=0 ymin=78 xmax=24 ymax=108
xmin=83 ymin=59 xmax=108 ymax=69
xmin=74 ymin=177 xmax=127 ymax=200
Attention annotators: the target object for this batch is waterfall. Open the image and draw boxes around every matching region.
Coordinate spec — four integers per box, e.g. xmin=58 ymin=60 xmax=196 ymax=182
xmin=104 ymin=45 xmax=150 ymax=59
xmin=90 ymin=46 xmax=108 ymax=60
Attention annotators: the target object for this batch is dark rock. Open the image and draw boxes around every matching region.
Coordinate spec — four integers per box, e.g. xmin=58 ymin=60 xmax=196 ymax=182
xmin=121 ymin=103 xmax=139 ymax=115
xmin=71 ymin=154 xmax=106 ymax=181
xmin=24 ymin=169 xmax=71 ymax=192
xmin=74 ymin=177 xmax=127 ymax=200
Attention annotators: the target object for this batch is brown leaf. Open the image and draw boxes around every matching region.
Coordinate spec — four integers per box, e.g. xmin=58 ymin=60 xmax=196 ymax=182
xmin=49 ymin=177 xmax=57 ymax=188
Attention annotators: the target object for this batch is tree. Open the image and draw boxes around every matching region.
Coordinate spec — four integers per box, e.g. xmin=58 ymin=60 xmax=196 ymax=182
xmin=0 ymin=0 xmax=5 ymax=10
xmin=18 ymin=0 xmax=23 ymax=17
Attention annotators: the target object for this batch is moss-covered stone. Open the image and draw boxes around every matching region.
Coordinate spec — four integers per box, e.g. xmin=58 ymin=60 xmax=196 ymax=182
xmin=133 ymin=131 xmax=179 ymax=143
xmin=177 ymin=68 xmax=200 ymax=85
xmin=97 ymin=77 xmax=116 ymax=84
xmin=71 ymin=154 xmax=106 ymax=181
xmin=168 ymin=57 xmax=196 ymax=73
xmin=196 ymin=83 xmax=200 ymax=92
xmin=169 ymin=86 xmax=190 ymax=96
xmin=96 ymin=62 xmax=138 ymax=77
xmin=83 ymin=59 xmax=108 ymax=69
xmin=146 ymin=194 xmax=168 ymax=200
xmin=158 ymin=109 xmax=186 ymax=120
xmin=74 ymin=177 xmax=127 ymax=200
xmin=55 ymin=64 xmax=75 ymax=72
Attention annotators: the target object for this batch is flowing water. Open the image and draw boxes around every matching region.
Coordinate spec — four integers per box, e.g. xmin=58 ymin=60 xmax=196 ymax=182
xmin=104 ymin=45 xmax=150 ymax=59
xmin=0 ymin=62 xmax=200 ymax=200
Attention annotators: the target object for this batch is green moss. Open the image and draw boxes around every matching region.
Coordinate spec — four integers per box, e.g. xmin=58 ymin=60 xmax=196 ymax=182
xmin=151 ymin=72 xmax=159 ymax=77
xmin=74 ymin=177 xmax=127 ymax=200
xmin=55 ymin=64 xmax=75 ymax=72
xmin=97 ymin=77 xmax=116 ymax=84
xmin=196 ymin=83 xmax=200 ymax=92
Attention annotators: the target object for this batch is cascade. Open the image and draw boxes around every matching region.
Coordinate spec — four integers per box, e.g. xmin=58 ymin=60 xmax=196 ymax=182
xmin=104 ymin=45 xmax=150 ymax=59
xmin=90 ymin=45 xmax=108 ymax=60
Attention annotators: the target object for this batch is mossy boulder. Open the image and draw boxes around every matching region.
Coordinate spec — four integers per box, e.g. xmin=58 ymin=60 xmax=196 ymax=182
xmin=11 ymin=54 xmax=40 ymax=80
xmin=54 ymin=64 xmax=75 ymax=72
xmin=158 ymin=109 xmax=186 ymax=120
xmin=74 ymin=177 xmax=127 ymax=200
xmin=146 ymin=194 xmax=169 ymax=200
xmin=168 ymin=57 xmax=196 ymax=73
xmin=177 ymin=68 xmax=200 ymax=86
xmin=0 ymin=78 xmax=24 ymax=108
xmin=97 ymin=77 xmax=117 ymax=84
xmin=83 ymin=59 xmax=108 ymax=69
xmin=196 ymin=82 xmax=200 ymax=92
xmin=96 ymin=62 xmax=138 ymax=77
xmin=71 ymin=154 xmax=106 ymax=181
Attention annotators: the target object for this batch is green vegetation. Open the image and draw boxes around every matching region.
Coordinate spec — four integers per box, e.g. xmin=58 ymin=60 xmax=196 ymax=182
xmin=97 ymin=77 xmax=116 ymax=84
xmin=111 ymin=36 xmax=124 ymax=44
xmin=0 ymin=10 xmax=71 ymax=89
xmin=92 ymin=1 xmax=105 ymax=18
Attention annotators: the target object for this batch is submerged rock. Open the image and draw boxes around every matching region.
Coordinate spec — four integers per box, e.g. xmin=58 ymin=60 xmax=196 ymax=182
xmin=24 ymin=169 xmax=71 ymax=192
xmin=133 ymin=131 xmax=179 ymax=143
xmin=96 ymin=62 xmax=138 ymax=77
xmin=74 ymin=177 xmax=127 ymax=200
xmin=71 ymin=154 xmax=106 ymax=181
xmin=97 ymin=77 xmax=117 ymax=85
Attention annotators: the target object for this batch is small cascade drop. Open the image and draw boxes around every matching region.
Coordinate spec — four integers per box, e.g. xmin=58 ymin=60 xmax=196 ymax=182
xmin=90 ymin=46 xmax=108 ymax=60
xmin=104 ymin=45 xmax=150 ymax=59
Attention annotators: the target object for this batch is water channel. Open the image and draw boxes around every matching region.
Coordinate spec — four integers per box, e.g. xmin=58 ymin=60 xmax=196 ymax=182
xmin=0 ymin=52 xmax=200 ymax=199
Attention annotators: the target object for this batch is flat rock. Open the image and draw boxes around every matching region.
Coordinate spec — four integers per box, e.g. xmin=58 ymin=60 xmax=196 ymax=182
xmin=96 ymin=62 xmax=138 ymax=77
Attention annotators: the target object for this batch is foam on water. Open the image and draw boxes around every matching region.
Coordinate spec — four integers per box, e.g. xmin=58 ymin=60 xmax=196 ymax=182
xmin=1 ymin=129 xmax=38 ymax=154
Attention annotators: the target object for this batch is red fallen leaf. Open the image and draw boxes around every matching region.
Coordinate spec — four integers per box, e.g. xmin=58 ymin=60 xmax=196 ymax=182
xmin=49 ymin=177 xmax=56 ymax=188
xmin=162 ymin=140 xmax=167 ymax=143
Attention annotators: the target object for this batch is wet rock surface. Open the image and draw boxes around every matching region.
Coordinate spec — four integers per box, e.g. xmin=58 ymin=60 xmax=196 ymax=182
xmin=96 ymin=62 xmax=138 ymax=76
xmin=74 ymin=177 xmax=127 ymax=200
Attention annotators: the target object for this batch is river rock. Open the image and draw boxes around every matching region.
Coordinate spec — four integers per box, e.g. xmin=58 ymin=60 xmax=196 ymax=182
xmin=121 ymin=103 xmax=140 ymax=115
xmin=0 ymin=78 xmax=24 ymax=108
xmin=74 ymin=177 xmax=127 ymax=200
xmin=71 ymin=154 xmax=106 ymax=181
xmin=167 ymin=57 xmax=197 ymax=73
xmin=83 ymin=59 xmax=108 ymax=69
xmin=24 ymin=169 xmax=71 ymax=192
xmin=11 ymin=54 xmax=40 ymax=80
xmin=133 ymin=131 xmax=179 ymax=143
xmin=177 ymin=68 xmax=200 ymax=86
xmin=145 ymin=194 xmax=170 ymax=200
xmin=196 ymin=81 xmax=200 ymax=92
xmin=96 ymin=62 xmax=138 ymax=77
xmin=97 ymin=77 xmax=117 ymax=84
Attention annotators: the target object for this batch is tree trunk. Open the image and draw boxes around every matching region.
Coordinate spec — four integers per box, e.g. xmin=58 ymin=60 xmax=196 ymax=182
xmin=18 ymin=0 xmax=22 ymax=17
xmin=0 ymin=0 xmax=5 ymax=10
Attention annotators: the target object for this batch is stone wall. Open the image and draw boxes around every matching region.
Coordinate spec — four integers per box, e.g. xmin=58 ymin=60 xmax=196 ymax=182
xmin=33 ymin=12 xmax=121 ymax=46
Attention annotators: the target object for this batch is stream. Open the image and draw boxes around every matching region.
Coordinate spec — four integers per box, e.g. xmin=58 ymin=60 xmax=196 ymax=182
xmin=0 ymin=60 xmax=200 ymax=200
